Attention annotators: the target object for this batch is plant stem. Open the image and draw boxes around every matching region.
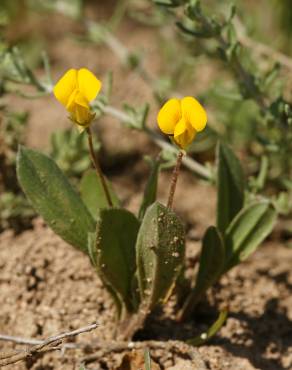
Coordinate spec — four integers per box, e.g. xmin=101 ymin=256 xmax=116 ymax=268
xmin=167 ymin=151 xmax=184 ymax=209
xmin=86 ymin=127 xmax=113 ymax=207
xmin=177 ymin=290 xmax=202 ymax=322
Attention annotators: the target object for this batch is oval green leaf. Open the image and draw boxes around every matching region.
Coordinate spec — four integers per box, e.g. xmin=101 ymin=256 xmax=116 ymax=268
xmin=17 ymin=146 xmax=95 ymax=253
xmin=225 ymin=201 xmax=277 ymax=270
xmin=216 ymin=142 xmax=245 ymax=234
xmin=136 ymin=201 xmax=185 ymax=308
xmin=94 ymin=208 xmax=140 ymax=313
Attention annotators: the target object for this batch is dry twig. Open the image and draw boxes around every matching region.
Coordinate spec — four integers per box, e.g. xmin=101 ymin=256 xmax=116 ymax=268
xmin=0 ymin=322 xmax=98 ymax=367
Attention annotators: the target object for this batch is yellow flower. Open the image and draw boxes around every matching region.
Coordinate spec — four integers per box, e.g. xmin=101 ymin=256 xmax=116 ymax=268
xmin=53 ymin=68 xmax=102 ymax=128
xmin=157 ymin=96 xmax=207 ymax=149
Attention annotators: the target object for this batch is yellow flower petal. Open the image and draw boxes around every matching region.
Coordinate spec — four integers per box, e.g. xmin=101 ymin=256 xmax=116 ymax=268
xmin=70 ymin=104 xmax=95 ymax=127
xmin=157 ymin=98 xmax=182 ymax=134
xmin=77 ymin=68 xmax=102 ymax=102
xmin=174 ymin=117 xmax=187 ymax=137
xmin=66 ymin=90 xmax=78 ymax=112
xmin=66 ymin=88 xmax=90 ymax=112
xmin=181 ymin=96 xmax=207 ymax=132
xmin=73 ymin=91 xmax=89 ymax=109
xmin=174 ymin=118 xmax=196 ymax=149
xmin=174 ymin=129 xmax=196 ymax=149
xmin=74 ymin=104 xmax=91 ymax=125
xmin=53 ymin=69 xmax=78 ymax=107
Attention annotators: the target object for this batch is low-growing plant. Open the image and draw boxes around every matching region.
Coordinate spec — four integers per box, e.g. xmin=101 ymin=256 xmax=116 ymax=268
xmin=16 ymin=67 xmax=277 ymax=341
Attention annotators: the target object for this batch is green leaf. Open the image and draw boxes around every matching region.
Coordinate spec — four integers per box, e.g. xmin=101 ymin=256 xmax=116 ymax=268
xmin=225 ymin=201 xmax=277 ymax=270
xmin=194 ymin=226 xmax=225 ymax=298
xmin=17 ymin=146 xmax=95 ymax=253
xmin=216 ymin=142 xmax=245 ymax=234
xmin=187 ymin=309 xmax=228 ymax=346
xmin=144 ymin=348 xmax=152 ymax=370
xmin=80 ymin=169 xmax=120 ymax=220
xmin=136 ymin=202 xmax=185 ymax=308
xmin=138 ymin=158 xmax=161 ymax=220
xmin=88 ymin=230 xmax=123 ymax=318
xmin=177 ymin=226 xmax=225 ymax=321
xmin=94 ymin=209 xmax=140 ymax=314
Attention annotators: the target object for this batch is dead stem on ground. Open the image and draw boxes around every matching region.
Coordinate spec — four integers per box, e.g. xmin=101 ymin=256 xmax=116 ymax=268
xmin=0 ymin=322 xmax=98 ymax=366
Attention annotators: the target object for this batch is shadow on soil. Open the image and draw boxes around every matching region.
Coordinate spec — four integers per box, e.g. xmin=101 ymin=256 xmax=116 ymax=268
xmin=217 ymin=297 xmax=292 ymax=370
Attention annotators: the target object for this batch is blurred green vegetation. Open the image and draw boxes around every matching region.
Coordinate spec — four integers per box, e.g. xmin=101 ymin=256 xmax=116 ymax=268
xmin=0 ymin=107 xmax=34 ymax=231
